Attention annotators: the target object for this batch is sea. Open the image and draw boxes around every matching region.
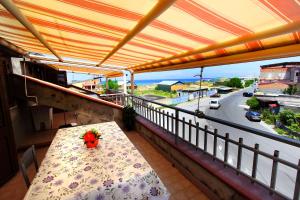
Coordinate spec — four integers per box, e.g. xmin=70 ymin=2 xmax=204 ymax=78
xmin=134 ymin=78 xmax=215 ymax=86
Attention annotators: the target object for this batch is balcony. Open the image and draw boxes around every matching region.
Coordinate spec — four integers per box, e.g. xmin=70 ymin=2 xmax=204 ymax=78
xmin=1 ymin=1 xmax=300 ymax=199
xmin=3 ymin=75 xmax=299 ymax=200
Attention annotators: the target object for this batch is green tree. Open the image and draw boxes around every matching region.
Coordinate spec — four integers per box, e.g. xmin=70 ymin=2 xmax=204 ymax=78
xmin=246 ymin=97 xmax=260 ymax=110
xmin=244 ymin=80 xmax=254 ymax=87
xmin=278 ymin=109 xmax=295 ymax=126
xmin=283 ymin=85 xmax=298 ymax=95
xmin=226 ymin=77 xmax=243 ymax=88
xmin=106 ymin=80 xmax=119 ymax=90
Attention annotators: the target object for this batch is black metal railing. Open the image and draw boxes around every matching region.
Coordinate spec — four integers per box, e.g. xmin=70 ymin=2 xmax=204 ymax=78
xmin=98 ymin=93 xmax=124 ymax=105
xmin=125 ymin=95 xmax=300 ymax=200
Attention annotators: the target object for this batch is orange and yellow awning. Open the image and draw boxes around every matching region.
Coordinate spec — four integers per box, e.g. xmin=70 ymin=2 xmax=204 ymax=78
xmin=0 ymin=0 xmax=300 ymax=77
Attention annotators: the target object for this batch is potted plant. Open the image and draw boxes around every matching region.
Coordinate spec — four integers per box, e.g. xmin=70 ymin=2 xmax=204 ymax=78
xmin=123 ymin=105 xmax=136 ymax=130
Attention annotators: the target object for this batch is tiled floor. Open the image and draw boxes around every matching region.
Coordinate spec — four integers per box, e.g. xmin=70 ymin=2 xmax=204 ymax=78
xmin=0 ymin=147 xmax=48 ymax=200
xmin=0 ymin=129 xmax=209 ymax=200
xmin=126 ymin=131 xmax=209 ymax=200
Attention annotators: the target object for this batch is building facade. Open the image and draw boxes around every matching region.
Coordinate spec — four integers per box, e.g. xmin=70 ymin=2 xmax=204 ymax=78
xmin=157 ymin=81 xmax=185 ymax=92
xmin=258 ymin=62 xmax=300 ymax=94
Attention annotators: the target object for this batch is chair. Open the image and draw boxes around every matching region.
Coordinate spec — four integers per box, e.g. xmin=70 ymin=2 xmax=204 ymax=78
xmin=19 ymin=145 xmax=39 ymax=188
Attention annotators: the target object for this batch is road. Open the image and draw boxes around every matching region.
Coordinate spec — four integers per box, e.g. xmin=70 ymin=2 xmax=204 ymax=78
xmin=155 ymin=88 xmax=300 ymax=198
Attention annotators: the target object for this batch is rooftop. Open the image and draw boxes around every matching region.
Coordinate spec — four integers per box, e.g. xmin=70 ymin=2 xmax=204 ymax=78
xmin=158 ymin=81 xmax=183 ymax=85
xmin=260 ymin=62 xmax=300 ymax=68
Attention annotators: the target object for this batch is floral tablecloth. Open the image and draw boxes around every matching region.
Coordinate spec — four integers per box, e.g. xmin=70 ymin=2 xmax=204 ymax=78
xmin=24 ymin=122 xmax=169 ymax=200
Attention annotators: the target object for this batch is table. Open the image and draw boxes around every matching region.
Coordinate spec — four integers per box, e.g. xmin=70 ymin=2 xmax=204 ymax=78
xmin=24 ymin=122 xmax=169 ymax=200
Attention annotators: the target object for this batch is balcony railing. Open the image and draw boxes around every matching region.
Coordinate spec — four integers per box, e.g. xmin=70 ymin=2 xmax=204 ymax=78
xmin=124 ymin=95 xmax=300 ymax=200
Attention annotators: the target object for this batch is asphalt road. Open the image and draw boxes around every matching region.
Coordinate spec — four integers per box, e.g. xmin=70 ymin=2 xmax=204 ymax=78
xmin=156 ymin=88 xmax=300 ymax=198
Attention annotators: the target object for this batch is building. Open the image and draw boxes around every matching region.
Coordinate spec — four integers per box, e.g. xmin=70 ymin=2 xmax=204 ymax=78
xmin=156 ymin=81 xmax=185 ymax=92
xmin=215 ymin=86 xmax=233 ymax=94
xmin=178 ymin=86 xmax=209 ymax=100
xmin=258 ymin=62 xmax=300 ymax=94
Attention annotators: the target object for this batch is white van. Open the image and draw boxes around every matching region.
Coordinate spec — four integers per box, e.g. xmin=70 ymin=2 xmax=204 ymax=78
xmin=209 ymin=100 xmax=220 ymax=109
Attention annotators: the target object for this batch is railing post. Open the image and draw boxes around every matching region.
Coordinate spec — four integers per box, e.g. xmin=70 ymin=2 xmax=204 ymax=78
xmin=167 ymin=111 xmax=170 ymax=132
xmin=158 ymin=109 xmax=161 ymax=127
xmin=188 ymin=119 xmax=192 ymax=143
xmin=171 ymin=113 xmax=174 ymax=135
xmin=147 ymin=105 xmax=150 ymax=120
xmin=204 ymin=125 xmax=208 ymax=153
xmin=237 ymin=138 xmax=243 ymax=174
xmin=270 ymin=150 xmax=279 ymax=194
xmin=175 ymin=110 xmax=179 ymax=144
xmin=196 ymin=122 xmax=200 ymax=150
xmin=213 ymin=129 xmax=218 ymax=160
xmin=224 ymin=133 xmax=229 ymax=166
xmin=155 ymin=108 xmax=158 ymax=125
xmin=251 ymin=143 xmax=259 ymax=183
xmin=182 ymin=117 xmax=185 ymax=142
xmin=163 ymin=110 xmax=165 ymax=130
xmin=293 ymin=159 xmax=300 ymax=200
xmin=151 ymin=106 xmax=154 ymax=122
xmin=132 ymin=96 xmax=135 ymax=109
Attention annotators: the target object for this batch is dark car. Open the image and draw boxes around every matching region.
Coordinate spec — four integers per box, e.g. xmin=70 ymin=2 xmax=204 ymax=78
xmin=243 ymin=92 xmax=253 ymax=97
xmin=245 ymin=111 xmax=261 ymax=122
xmin=210 ymin=93 xmax=221 ymax=98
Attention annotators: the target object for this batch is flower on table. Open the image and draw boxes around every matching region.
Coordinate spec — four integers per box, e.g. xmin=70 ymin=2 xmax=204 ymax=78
xmin=69 ymin=156 xmax=78 ymax=161
xmin=103 ymin=179 xmax=114 ymax=187
xmin=53 ymin=163 xmax=60 ymax=168
xmin=84 ymin=166 xmax=92 ymax=171
xmin=54 ymin=179 xmax=63 ymax=186
xmin=75 ymin=174 xmax=83 ymax=180
xmin=90 ymin=178 xmax=98 ymax=185
xmin=68 ymin=182 xmax=79 ymax=189
xmin=43 ymin=175 xmax=54 ymax=183
xmin=96 ymin=194 xmax=105 ymax=200
xmin=107 ymin=152 xmax=115 ymax=157
xmin=133 ymin=163 xmax=142 ymax=168
xmin=139 ymin=182 xmax=146 ymax=190
xmin=122 ymin=185 xmax=130 ymax=193
xmin=150 ymin=187 xmax=159 ymax=196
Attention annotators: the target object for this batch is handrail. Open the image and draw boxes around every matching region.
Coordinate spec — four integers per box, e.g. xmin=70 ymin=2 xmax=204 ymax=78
xmin=130 ymin=94 xmax=300 ymax=148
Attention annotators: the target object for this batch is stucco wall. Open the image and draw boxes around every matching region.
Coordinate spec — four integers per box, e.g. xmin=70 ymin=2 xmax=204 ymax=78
xmin=12 ymin=75 xmax=124 ymax=128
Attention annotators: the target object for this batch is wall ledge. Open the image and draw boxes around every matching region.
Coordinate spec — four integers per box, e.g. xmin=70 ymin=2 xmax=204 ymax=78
xmin=12 ymin=74 xmax=123 ymax=110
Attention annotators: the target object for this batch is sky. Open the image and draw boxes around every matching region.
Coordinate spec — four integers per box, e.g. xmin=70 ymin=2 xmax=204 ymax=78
xmin=67 ymin=56 xmax=300 ymax=83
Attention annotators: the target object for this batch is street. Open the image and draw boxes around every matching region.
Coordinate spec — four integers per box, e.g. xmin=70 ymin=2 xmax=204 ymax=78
xmin=155 ymin=88 xmax=300 ymax=198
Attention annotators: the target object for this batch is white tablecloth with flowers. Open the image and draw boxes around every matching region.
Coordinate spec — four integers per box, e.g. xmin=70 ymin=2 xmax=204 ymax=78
xmin=24 ymin=122 xmax=169 ymax=200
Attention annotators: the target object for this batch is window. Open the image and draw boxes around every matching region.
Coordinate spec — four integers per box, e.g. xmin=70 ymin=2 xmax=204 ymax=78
xmin=296 ymin=72 xmax=300 ymax=76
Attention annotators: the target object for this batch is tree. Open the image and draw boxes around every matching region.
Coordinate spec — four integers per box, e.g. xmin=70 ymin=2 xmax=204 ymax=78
xmin=246 ymin=97 xmax=260 ymax=110
xmin=283 ymin=85 xmax=298 ymax=95
xmin=107 ymin=80 xmax=119 ymax=90
xmin=278 ymin=109 xmax=295 ymax=126
xmin=244 ymin=80 xmax=254 ymax=87
xmin=226 ymin=77 xmax=243 ymax=88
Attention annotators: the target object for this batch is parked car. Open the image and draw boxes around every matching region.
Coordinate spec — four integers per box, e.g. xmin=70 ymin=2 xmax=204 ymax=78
xmin=209 ymin=100 xmax=220 ymax=109
xmin=210 ymin=93 xmax=221 ymax=98
xmin=245 ymin=111 xmax=261 ymax=121
xmin=243 ymin=92 xmax=253 ymax=97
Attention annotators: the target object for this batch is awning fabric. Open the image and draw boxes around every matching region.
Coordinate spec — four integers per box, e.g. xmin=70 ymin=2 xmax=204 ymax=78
xmin=1 ymin=0 xmax=300 ymax=77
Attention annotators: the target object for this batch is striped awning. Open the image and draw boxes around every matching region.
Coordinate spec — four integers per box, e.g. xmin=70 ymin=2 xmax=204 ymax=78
xmin=1 ymin=0 xmax=300 ymax=77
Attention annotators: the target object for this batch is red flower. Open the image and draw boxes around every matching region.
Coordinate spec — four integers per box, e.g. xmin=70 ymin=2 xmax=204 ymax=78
xmin=80 ymin=129 xmax=101 ymax=148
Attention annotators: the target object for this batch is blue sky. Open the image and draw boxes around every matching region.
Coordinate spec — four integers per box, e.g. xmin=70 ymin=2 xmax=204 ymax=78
xmin=68 ymin=56 xmax=300 ymax=82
